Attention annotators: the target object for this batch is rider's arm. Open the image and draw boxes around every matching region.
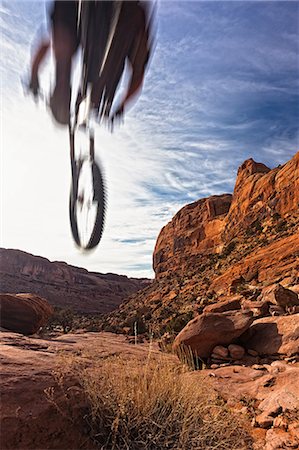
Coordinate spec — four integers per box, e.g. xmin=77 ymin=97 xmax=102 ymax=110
xmin=119 ymin=25 xmax=150 ymax=112
xmin=30 ymin=40 xmax=50 ymax=94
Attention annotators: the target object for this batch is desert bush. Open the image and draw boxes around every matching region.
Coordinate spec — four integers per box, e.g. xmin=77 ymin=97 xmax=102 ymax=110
xmin=245 ymin=219 xmax=262 ymax=236
xmin=46 ymin=307 xmax=74 ymax=333
xmin=122 ymin=315 xmax=148 ymax=335
xmin=165 ymin=311 xmax=194 ymax=333
xmin=221 ymin=240 xmax=237 ymax=257
xmin=275 ymin=219 xmax=288 ymax=233
xmin=57 ymin=354 xmax=252 ymax=449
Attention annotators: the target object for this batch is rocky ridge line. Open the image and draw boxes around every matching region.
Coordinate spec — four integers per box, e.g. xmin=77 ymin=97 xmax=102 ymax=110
xmin=0 ymin=248 xmax=149 ymax=314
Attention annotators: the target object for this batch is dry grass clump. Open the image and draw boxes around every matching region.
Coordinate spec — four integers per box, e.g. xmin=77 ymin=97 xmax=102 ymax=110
xmin=62 ymin=354 xmax=252 ymax=450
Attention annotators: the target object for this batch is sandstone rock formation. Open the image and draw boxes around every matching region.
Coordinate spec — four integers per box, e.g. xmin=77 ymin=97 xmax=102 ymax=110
xmin=153 ymin=194 xmax=232 ymax=278
xmin=203 ymin=362 xmax=299 ymax=449
xmin=173 ymin=310 xmax=253 ymax=358
xmin=103 ymin=152 xmax=299 ymax=339
xmin=210 ymin=233 xmax=299 ymax=294
xmin=223 ymin=154 xmax=299 ymax=240
xmin=0 ymin=293 xmax=53 ymax=335
xmin=0 ymin=248 xmax=149 ymax=314
xmin=153 ymin=152 xmax=299 ymax=279
xmin=203 ymin=296 xmax=242 ymax=314
xmin=262 ymin=283 xmax=299 ymax=308
xmin=240 ymin=314 xmax=299 ymax=357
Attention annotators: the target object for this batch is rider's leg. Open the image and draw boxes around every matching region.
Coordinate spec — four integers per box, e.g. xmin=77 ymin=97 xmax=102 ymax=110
xmin=50 ymin=25 xmax=76 ymax=125
xmin=49 ymin=1 xmax=79 ymax=125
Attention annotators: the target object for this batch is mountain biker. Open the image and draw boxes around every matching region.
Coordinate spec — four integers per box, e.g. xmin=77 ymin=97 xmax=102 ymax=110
xmin=29 ymin=1 xmax=153 ymax=126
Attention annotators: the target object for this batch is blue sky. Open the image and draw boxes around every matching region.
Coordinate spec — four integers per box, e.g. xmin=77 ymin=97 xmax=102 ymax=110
xmin=1 ymin=1 xmax=299 ymax=278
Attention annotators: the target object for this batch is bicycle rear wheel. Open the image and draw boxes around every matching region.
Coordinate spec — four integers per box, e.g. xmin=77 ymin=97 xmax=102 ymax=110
xmin=69 ymin=157 xmax=106 ymax=250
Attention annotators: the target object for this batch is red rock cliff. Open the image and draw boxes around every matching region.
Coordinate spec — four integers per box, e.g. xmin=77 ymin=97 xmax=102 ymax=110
xmin=153 ymin=152 xmax=299 ymax=279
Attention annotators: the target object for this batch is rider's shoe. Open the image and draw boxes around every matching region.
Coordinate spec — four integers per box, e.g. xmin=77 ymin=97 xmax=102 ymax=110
xmin=49 ymin=85 xmax=71 ymax=125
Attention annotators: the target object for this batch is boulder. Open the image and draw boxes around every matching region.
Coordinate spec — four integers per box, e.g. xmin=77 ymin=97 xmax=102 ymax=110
xmin=240 ymin=314 xmax=299 ymax=356
xmin=173 ymin=310 xmax=253 ymax=359
xmin=212 ymin=345 xmax=229 ymax=358
xmin=0 ymin=293 xmax=53 ymax=335
xmin=228 ymin=344 xmax=245 ymax=360
xmin=203 ymin=297 xmax=241 ymax=314
xmin=268 ymin=305 xmax=285 ymax=316
xmin=242 ymin=299 xmax=269 ymax=317
xmin=261 ymin=284 xmax=299 ymax=308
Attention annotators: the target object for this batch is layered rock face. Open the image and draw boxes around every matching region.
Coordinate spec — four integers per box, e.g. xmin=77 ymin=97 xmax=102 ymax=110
xmin=0 ymin=249 xmax=149 ymax=314
xmin=153 ymin=152 xmax=299 ymax=279
xmin=153 ymin=194 xmax=232 ymax=277
xmin=224 ymin=154 xmax=299 ymax=241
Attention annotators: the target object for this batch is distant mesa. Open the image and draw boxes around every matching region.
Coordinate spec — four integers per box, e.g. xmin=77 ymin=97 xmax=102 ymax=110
xmin=0 ymin=248 xmax=150 ymax=315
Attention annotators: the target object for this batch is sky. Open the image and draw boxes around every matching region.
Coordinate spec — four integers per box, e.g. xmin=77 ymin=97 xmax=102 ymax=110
xmin=1 ymin=1 xmax=299 ymax=279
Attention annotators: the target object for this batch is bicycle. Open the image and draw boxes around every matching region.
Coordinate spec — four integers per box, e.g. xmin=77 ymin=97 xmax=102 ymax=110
xmin=24 ymin=2 xmax=111 ymax=250
xmin=25 ymin=1 xmax=153 ymax=250
xmin=69 ymin=1 xmax=112 ymax=251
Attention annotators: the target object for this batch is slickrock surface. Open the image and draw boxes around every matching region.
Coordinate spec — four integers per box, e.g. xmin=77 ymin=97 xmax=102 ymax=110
xmin=0 ymin=248 xmax=149 ymax=314
xmin=0 ymin=331 xmax=163 ymax=450
xmin=1 ymin=331 xmax=298 ymax=449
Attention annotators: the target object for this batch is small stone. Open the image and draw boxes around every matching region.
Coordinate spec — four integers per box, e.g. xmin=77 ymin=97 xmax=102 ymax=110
xmin=212 ymin=345 xmax=229 ymax=358
xmin=210 ymin=364 xmax=219 ymax=369
xmin=211 ymin=353 xmax=230 ymax=362
xmin=252 ymin=364 xmax=267 ymax=371
xmin=256 ymin=413 xmax=274 ymax=429
xmin=248 ymin=349 xmax=259 ymax=357
xmin=228 ymin=344 xmax=245 ymax=360
xmin=273 ymin=416 xmax=288 ymax=430
xmin=270 ymin=361 xmax=287 ymax=372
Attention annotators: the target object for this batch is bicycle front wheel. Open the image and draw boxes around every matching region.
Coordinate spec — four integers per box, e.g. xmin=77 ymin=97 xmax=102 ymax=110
xmin=69 ymin=158 xmax=106 ymax=250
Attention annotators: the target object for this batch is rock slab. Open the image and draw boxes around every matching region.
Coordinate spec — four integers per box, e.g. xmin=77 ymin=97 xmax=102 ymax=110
xmin=240 ymin=314 xmax=299 ymax=356
xmin=173 ymin=310 xmax=253 ymax=358
xmin=261 ymin=284 xmax=299 ymax=308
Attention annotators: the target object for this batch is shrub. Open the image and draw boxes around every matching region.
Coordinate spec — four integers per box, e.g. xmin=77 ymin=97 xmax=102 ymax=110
xmin=166 ymin=311 xmax=194 ymax=333
xmin=276 ymin=219 xmax=288 ymax=233
xmin=221 ymin=240 xmax=237 ymax=257
xmin=245 ymin=219 xmax=262 ymax=236
xmin=46 ymin=307 xmax=74 ymax=333
xmin=55 ymin=355 xmax=252 ymax=450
